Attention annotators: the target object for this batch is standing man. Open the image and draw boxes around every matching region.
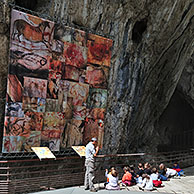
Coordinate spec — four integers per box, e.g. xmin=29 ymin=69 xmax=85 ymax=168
xmin=84 ymin=137 xmax=99 ymax=192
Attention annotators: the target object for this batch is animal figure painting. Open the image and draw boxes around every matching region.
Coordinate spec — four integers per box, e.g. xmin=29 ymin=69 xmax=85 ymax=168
xmin=2 ymin=9 xmax=112 ymax=153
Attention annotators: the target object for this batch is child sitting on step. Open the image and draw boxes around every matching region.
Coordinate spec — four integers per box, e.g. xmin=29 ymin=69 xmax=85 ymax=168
xmin=122 ymin=166 xmax=133 ymax=186
xmin=105 ymin=168 xmax=120 ymax=190
xmin=173 ymin=162 xmax=185 ymax=176
xmin=150 ymin=167 xmax=162 ymax=187
xmin=138 ymin=174 xmax=153 ymax=191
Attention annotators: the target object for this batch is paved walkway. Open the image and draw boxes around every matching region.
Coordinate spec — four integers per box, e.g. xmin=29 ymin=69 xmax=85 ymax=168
xmin=30 ymin=166 xmax=194 ymax=194
xmin=30 ymin=187 xmax=170 ymax=194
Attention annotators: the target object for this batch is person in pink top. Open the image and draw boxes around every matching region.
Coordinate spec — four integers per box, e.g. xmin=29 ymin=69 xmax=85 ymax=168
xmin=122 ymin=166 xmax=133 ymax=186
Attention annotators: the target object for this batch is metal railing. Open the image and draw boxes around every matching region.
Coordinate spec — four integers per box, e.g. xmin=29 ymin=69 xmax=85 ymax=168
xmin=171 ymin=129 xmax=194 ymax=149
xmin=0 ymin=149 xmax=194 ymax=194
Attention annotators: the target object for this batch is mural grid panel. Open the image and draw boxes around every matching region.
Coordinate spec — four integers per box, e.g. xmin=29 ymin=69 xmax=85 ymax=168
xmin=2 ymin=9 xmax=112 ymax=153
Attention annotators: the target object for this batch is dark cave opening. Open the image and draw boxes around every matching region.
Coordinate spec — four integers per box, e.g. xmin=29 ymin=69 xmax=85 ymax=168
xmin=15 ymin=0 xmax=38 ymax=11
xmin=132 ymin=18 xmax=147 ymax=44
xmin=157 ymin=89 xmax=194 ymax=152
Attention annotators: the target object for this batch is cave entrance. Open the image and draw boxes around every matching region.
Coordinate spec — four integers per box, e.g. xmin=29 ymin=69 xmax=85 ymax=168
xmin=157 ymin=88 xmax=194 ymax=152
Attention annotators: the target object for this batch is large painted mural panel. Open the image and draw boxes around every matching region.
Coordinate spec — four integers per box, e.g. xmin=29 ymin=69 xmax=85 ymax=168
xmin=2 ymin=9 xmax=112 ymax=153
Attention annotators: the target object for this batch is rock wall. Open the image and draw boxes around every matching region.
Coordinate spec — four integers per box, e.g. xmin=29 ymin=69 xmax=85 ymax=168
xmin=0 ymin=0 xmax=12 ymax=151
xmin=178 ymin=56 xmax=194 ymax=109
xmin=0 ymin=0 xmax=194 ymax=154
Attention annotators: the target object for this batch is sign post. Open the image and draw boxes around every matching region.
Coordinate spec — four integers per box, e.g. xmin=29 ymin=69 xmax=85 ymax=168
xmin=31 ymin=147 xmax=56 ymax=160
xmin=72 ymin=146 xmax=86 ymax=157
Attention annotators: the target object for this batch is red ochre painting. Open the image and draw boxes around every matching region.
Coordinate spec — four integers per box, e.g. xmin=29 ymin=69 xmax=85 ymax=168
xmin=2 ymin=9 xmax=113 ymax=153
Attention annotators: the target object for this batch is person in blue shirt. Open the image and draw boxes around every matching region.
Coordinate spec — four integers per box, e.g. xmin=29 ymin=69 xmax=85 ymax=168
xmin=173 ymin=162 xmax=185 ymax=176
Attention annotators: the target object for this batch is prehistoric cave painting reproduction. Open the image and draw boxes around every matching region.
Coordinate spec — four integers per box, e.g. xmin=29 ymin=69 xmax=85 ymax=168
xmin=22 ymin=131 xmax=41 ymax=152
xmin=60 ymin=119 xmax=84 ymax=149
xmin=87 ymin=108 xmax=105 ymax=120
xmin=23 ymin=77 xmax=47 ymax=99
xmin=48 ymin=57 xmax=62 ymax=79
xmin=11 ymin=9 xmax=54 ymax=51
xmin=87 ymin=33 xmax=112 ymax=67
xmin=85 ymin=64 xmax=109 ymax=89
xmin=4 ymin=116 xmax=30 ymax=137
xmin=62 ymin=65 xmax=86 ymax=82
xmin=2 ymin=9 xmax=112 ymax=153
xmin=22 ymin=96 xmax=38 ymax=112
xmin=24 ymin=111 xmax=44 ymax=131
xmin=83 ymin=118 xmax=104 ymax=148
xmin=68 ymin=82 xmax=89 ymax=106
xmin=73 ymin=106 xmax=87 ymax=120
xmin=87 ymin=88 xmax=108 ymax=108
xmin=5 ymin=102 xmax=24 ymax=117
xmin=7 ymin=74 xmax=23 ymax=102
xmin=2 ymin=136 xmax=19 ymax=153
xmin=9 ymin=49 xmax=49 ymax=80
xmin=63 ymin=42 xmax=87 ymax=69
xmin=53 ymin=25 xmax=86 ymax=47
xmin=37 ymin=98 xmax=46 ymax=112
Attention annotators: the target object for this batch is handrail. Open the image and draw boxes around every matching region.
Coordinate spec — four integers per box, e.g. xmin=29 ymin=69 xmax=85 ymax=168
xmin=0 ymin=155 xmax=81 ymax=163
xmin=96 ymin=153 xmax=145 ymax=158
xmin=0 ymin=149 xmax=193 ymax=162
xmin=96 ymin=149 xmax=193 ymax=158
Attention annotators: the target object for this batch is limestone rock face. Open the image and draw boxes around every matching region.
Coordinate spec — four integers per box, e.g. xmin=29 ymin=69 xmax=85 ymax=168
xmin=0 ymin=0 xmax=194 ymax=153
xmin=178 ymin=57 xmax=194 ymax=109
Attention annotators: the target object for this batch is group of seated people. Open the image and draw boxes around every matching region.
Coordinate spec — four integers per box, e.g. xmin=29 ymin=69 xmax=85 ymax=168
xmin=104 ymin=162 xmax=185 ymax=191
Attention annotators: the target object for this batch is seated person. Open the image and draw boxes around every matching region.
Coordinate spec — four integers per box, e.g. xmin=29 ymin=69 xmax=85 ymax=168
xmin=122 ymin=166 xmax=133 ymax=186
xmin=173 ymin=162 xmax=185 ymax=176
xmin=158 ymin=163 xmax=168 ymax=181
xmin=104 ymin=167 xmax=115 ymax=186
xmin=105 ymin=169 xmax=120 ymax=190
xmin=136 ymin=163 xmax=144 ymax=184
xmin=150 ymin=167 xmax=162 ymax=187
xmin=129 ymin=165 xmax=137 ymax=184
xmin=144 ymin=162 xmax=152 ymax=175
xmin=138 ymin=174 xmax=153 ymax=191
xmin=166 ymin=167 xmax=178 ymax=178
